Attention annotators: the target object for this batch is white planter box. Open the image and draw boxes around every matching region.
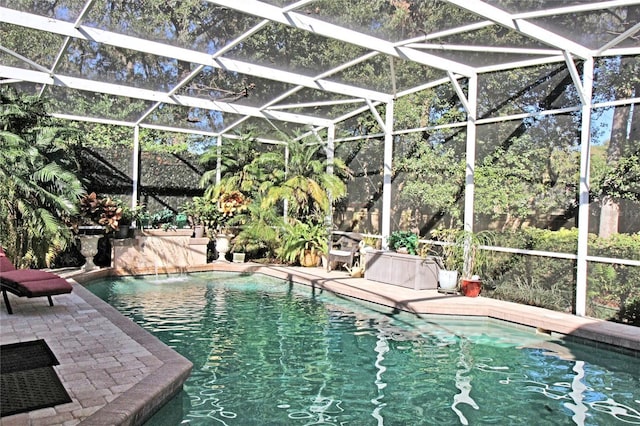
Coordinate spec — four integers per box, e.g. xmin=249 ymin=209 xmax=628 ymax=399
xmin=364 ymin=250 xmax=439 ymax=290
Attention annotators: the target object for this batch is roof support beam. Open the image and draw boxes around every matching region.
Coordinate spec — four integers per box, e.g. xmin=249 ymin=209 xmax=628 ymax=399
xmin=447 ymin=71 xmax=472 ymax=117
xmin=596 ymin=21 xmax=640 ymax=54
xmin=445 ymin=0 xmax=593 ymax=59
xmin=563 ymin=51 xmax=589 ymax=105
xmin=0 ymin=7 xmax=391 ymax=103
xmin=576 ymin=58 xmax=595 ymax=317
xmin=0 ymin=65 xmax=333 ymax=127
xmin=366 ymin=99 xmax=387 ymax=134
xmin=206 ymin=0 xmax=476 ymax=77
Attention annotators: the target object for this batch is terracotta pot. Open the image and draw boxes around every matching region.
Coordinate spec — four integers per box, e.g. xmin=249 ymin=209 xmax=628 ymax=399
xmin=461 ymin=278 xmax=482 ymax=297
xmin=301 ymin=250 xmax=320 ymax=267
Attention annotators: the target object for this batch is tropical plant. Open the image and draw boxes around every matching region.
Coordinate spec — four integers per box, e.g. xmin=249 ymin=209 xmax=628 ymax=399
xmin=263 ymin=136 xmax=350 ymax=221
xmin=388 ymin=230 xmax=419 ymax=255
xmin=150 ymin=208 xmax=175 ymax=228
xmin=430 ymin=228 xmax=494 ymax=278
xmin=461 ymin=231 xmax=495 ymax=279
xmin=230 ymin=193 xmax=283 ymax=260
xmin=118 ymin=202 xmax=146 ymax=227
xmin=278 ymin=221 xmax=328 ymax=266
xmin=76 ymin=192 xmax=123 ymax=233
xmin=181 ymin=196 xmax=220 ymax=227
xmin=218 ymin=190 xmax=249 ymax=221
xmin=200 ymin=131 xmax=281 ymax=198
xmin=0 ymin=88 xmax=84 ymax=267
xmin=430 ymin=228 xmax=464 ymax=272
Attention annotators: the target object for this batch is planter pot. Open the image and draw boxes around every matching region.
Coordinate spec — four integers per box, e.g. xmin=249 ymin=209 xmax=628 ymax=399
xmin=461 ymin=278 xmax=482 ymax=297
xmin=193 ymin=225 xmax=205 ymax=239
xmin=438 ymin=269 xmax=458 ymax=290
xmin=232 ymin=252 xmax=246 ymax=263
xmin=215 ymin=234 xmax=231 ymax=261
xmin=78 ymin=234 xmax=102 ymax=271
xmin=301 ymin=250 xmax=320 ymax=267
xmin=364 ymin=251 xmax=439 ymax=290
xmin=114 ymin=225 xmax=130 ymax=239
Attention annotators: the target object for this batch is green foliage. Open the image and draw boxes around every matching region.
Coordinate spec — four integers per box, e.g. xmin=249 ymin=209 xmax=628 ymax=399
xmin=388 ymin=230 xmax=419 ymax=255
xmin=0 ymin=87 xmax=84 ymax=267
xmin=591 ymin=149 xmax=640 ymax=203
xmin=430 ymin=228 xmax=464 ymax=271
xmin=180 ymin=196 xmax=221 ymax=227
xmin=481 ymin=228 xmax=639 ymax=324
xmin=278 ymin=221 xmax=328 ymax=265
xmin=150 ymin=208 xmax=175 ymax=228
xmin=396 ymin=135 xmax=465 ymax=226
xmin=231 ymin=194 xmax=284 ymax=259
xmin=263 ymin=136 xmax=350 ymax=221
xmin=588 ymin=233 xmax=640 ymax=325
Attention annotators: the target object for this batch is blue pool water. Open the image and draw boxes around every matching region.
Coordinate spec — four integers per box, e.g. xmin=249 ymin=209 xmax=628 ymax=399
xmin=86 ymin=272 xmax=640 ymax=425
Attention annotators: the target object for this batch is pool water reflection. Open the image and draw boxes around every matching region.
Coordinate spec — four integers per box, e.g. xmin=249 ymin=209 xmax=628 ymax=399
xmin=86 ymin=272 xmax=640 ymax=425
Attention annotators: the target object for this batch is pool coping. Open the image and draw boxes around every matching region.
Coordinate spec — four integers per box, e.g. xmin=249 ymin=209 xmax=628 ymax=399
xmin=72 ymin=280 xmax=193 ymax=426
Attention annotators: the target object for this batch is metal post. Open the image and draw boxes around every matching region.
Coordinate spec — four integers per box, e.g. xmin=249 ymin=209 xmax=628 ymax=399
xmin=381 ymin=100 xmax=394 ymax=249
xmin=576 ymin=58 xmax=594 ymax=317
xmin=131 ymin=125 xmax=141 ymax=211
xmin=463 ymin=74 xmax=478 ymax=277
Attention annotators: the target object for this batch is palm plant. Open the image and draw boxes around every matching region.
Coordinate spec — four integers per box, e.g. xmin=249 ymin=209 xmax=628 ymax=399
xmin=0 ymin=88 xmax=84 ymax=267
xmin=231 ymin=193 xmax=284 ymax=259
xmin=200 ymin=131 xmax=281 ymax=199
xmin=262 ymin=136 xmax=350 ymax=221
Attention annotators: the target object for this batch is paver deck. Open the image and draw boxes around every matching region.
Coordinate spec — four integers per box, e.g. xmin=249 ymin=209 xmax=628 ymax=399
xmin=1 ymin=262 xmax=638 ymax=425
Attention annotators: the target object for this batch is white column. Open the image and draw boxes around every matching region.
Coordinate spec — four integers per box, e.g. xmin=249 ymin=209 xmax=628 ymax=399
xmin=283 ymin=143 xmax=289 ymax=222
xmin=131 ymin=125 xmax=141 ymax=210
xmin=215 ymin=134 xmax=222 ymax=184
xmin=326 ymin=124 xmax=335 ymax=229
xmin=463 ymin=75 xmax=478 ymax=277
xmin=463 ymin=75 xmax=478 ymax=234
xmin=381 ymin=101 xmax=394 ymax=249
xmin=576 ymin=58 xmax=594 ymax=317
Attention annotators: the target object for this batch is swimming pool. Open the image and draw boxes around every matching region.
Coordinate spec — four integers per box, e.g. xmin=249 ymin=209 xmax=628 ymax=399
xmin=87 ymin=272 xmax=640 ymax=425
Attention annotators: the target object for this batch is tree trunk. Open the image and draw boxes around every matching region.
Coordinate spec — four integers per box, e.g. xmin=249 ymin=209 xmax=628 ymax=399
xmin=598 ymin=196 xmax=620 ymax=238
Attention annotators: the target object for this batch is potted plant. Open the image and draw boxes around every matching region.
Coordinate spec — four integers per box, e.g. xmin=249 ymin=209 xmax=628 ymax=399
xmin=231 ymin=238 xmax=247 ymax=263
xmin=431 ymin=229 xmax=494 ymax=296
xmin=181 ymin=197 xmax=220 ymax=238
xmin=388 ymin=230 xmax=419 ymax=255
xmin=279 ymin=221 xmax=328 ymax=267
xmin=114 ymin=201 xmax=145 ymax=239
xmin=458 ymin=231 xmax=494 ymax=297
xmin=74 ymin=192 xmax=123 ymax=269
xmin=150 ymin=208 xmax=175 ymax=229
xmin=430 ymin=228 xmax=464 ymax=292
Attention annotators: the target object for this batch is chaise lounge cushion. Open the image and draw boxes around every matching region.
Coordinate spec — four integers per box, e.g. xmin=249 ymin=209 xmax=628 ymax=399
xmin=0 ymin=270 xmax=73 ymax=297
xmin=0 ymin=250 xmax=16 ymax=272
xmin=0 ymin=247 xmax=73 ymax=313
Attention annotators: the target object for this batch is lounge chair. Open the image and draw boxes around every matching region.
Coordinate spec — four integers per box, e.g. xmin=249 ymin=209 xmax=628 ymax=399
xmin=0 ymin=248 xmax=73 ymax=314
xmin=327 ymin=232 xmax=362 ymax=272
